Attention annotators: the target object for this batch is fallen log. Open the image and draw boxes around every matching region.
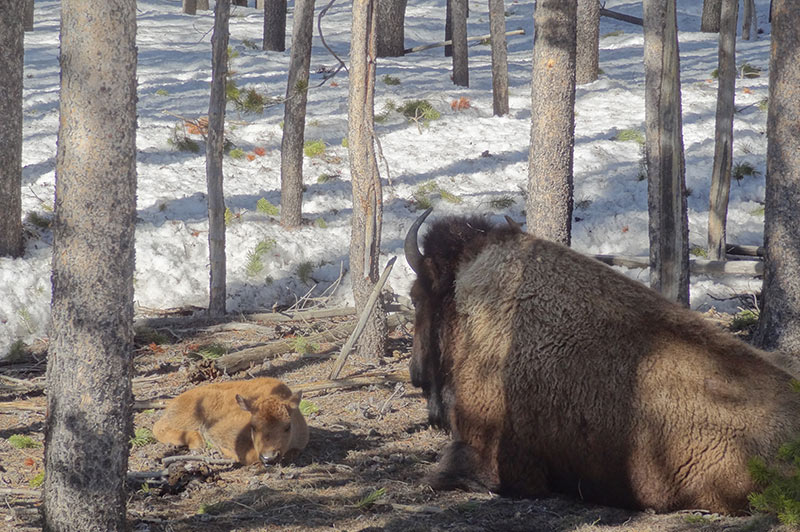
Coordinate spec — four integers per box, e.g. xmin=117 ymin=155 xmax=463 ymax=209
xmin=593 ymin=255 xmax=763 ymax=275
xmin=135 ymin=306 xmax=358 ymax=330
xmin=600 ymin=7 xmax=643 ymax=26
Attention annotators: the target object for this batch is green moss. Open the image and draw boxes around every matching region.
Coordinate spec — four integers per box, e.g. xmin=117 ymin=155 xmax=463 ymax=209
xmin=731 ymin=309 xmax=759 ymax=331
xmin=299 ymin=399 xmax=319 ymax=415
xmin=8 ymin=434 xmax=40 ymax=449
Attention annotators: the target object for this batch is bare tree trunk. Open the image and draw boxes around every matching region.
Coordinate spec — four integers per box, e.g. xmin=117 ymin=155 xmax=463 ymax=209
xmin=184 ymin=0 xmax=197 ymax=15
xmin=198 ymin=0 xmax=210 ymax=10
xmin=263 ymin=0 xmax=287 ymax=51
xmin=376 ymin=0 xmax=407 ymax=57
xmin=576 ymin=0 xmax=600 ymax=85
xmin=0 ymin=1 xmax=24 ymax=258
xmin=348 ymin=0 xmax=386 ymax=361
xmin=707 ymin=0 xmax=738 ymax=260
xmin=44 ymin=0 xmax=137 ymax=530
xmin=526 ymin=0 xmax=577 ymax=245
xmin=701 ymin=0 xmax=722 ymax=32
xmin=451 ymin=0 xmax=468 ymax=86
xmin=23 ymin=0 xmax=33 ymax=31
xmin=488 ymin=0 xmax=508 ymax=115
xmin=280 ymin=0 xmax=315 ymax=228
xmin=444 ymin=0 xmax=452 ymax=57
xmin=207 ymin=0 xmax=230 ymax=317
xmin=742 ymin=0 xmax=756 ymax=40
xmin=643 ymin=0 xmax=689 ymax=305
xmin=755 ymin=0 xmax=800 ymax=352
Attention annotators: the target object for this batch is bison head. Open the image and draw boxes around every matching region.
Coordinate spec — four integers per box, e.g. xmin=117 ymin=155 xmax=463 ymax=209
xmin=236 ymin=391 xmax=302 ymax=466
xmin=405 ymin=209 xmax=511 ymax=429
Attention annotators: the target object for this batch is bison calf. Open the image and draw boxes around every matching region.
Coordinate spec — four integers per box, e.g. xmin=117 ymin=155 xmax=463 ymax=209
xmin=153 ymin=377 xmax=309 ymax=466
xmin=404 ymin=209 xmax=800 ymax=514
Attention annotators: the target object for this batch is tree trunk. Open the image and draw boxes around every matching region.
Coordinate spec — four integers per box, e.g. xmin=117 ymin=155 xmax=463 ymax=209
xmin=280 ymin=0 xmax=315 ymax=228
xmin=576 ymin=0 xmax=600 ymax=85
xmin=643 ymin=0 xmax=689 ymax=305
xmin=754 ymin=0 xmax=800 ymax=352
xmin=44 ymin=0 xmax=137 ymax=530
xmin=488 ymin=0 xmax=509 ymax=115
xmin=444 ymin=0 xmax=452 ymax=57
xmin=206 ymin=0 xmax=230 ymax=318
xmin=376 ymin=0 xmax=407 ymax=57
xmin=348 ymin=0 xmax=386 ymax=361
xmin=742 ymin=0 xmax=756 ymax=40
xmin=701 ymin=0 xmax=722 ymax=32
xmin=451 ymin=0 xmax=468 ymax=86
xmin=526 ymin=0 xmax=577 ymax=245
xmin=24 ymin=0 xmax=33 ymax=31
xmin=263 ymin=0 xmax=287 ymax=52
xmin=707 ymin=0 xmax=738 ymax=261
xmin=0 ymin=1 xmax=24 ymax=258
xmin=184 ymin=0 xmax=197 ymax=15
xmin=198 ymin=0 xmax=210 ymax=10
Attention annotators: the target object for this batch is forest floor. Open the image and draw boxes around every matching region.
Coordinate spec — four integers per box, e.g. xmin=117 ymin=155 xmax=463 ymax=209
xmin=0 ymin=306 xmax=790 ymax=532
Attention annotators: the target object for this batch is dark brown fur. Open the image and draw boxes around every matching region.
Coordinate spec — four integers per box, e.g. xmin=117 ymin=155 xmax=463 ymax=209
xmin=407 ymin=215 xmax=800 ymax=513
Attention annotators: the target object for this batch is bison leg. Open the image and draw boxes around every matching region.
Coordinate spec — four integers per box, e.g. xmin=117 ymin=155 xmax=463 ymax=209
xmin=153 ymin=423 xmax=205 ymax=450
xmin=425 ymin=441 xmax=501 ymax=493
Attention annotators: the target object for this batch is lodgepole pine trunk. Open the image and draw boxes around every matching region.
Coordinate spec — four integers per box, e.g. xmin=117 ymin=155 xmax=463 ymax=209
xmin=488 ymin=0 xmax=508 ymax=115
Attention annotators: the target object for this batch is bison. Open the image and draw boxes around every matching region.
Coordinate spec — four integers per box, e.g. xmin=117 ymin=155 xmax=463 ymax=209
xmin=153 ymin=377 xmax=309 ymax=466
xmin=404 ymin=208 xmax=800 ymax=513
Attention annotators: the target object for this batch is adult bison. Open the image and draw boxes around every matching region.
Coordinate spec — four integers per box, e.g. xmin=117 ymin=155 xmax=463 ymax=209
xmin=404 ymin=208 xmax=800 ymax=513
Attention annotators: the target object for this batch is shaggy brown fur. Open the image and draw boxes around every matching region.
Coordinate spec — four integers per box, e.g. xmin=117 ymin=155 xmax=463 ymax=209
xmin=153 ymin=377 xmax=308 ymax=466
xmin=405 ymin=213 xmax=800 ymax=514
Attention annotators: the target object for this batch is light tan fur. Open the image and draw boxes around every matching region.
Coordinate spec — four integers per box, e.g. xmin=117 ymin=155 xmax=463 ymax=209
xmin=411 ymin=219 xmax=800 ymax=513
xmin=153 ymin=377 xmax=308 ymax=465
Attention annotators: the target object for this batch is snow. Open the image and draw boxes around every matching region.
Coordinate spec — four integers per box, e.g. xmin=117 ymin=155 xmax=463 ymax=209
xmin=1 ymin=0 xmax=774 ymax=358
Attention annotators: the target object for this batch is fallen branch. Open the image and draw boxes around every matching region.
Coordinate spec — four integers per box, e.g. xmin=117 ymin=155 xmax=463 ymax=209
xmin=329 ymin=257 xmax=397 ymax=379
xmin=135 ymin=306 xmax=357 ymax=330
xmin=0 ymin=488 xmax=40 ymax=497
xmin=404 ymin=29 xmax=525 ymax=54
xmin=726 ymin=244 xmax=763 ymax=257
xmin=593 ymin=255 xmax=763 ymax=275
xmin=162 ymin=455 xmax=235 ymax=466
xmin=600 ymin=7 xmax=643 ymax=26
xmin=295 ymin=370 xmax=410 ymax=394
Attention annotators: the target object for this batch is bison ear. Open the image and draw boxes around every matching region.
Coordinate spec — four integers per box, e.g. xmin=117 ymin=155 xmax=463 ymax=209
xmin=288 ymin=391 xmax=302 ymax=409
xmin=236 ymin=394 xmax=252 ymax=413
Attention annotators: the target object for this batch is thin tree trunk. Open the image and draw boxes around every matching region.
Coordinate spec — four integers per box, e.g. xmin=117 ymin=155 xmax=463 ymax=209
xmin=707 ymin=0 xmax=738 ymax=260
xmin=263 ymin=0 xmax=287 ymax=52
xmin=206 ymin=0 xmax=230 ymax=317
xmin=184 ymin=0 xmax=197 ymax=15
xmin=44 ymin=0 xmax=137 ymax=529
xmin=754 ymin=0 xmax=800 ymax=352
xmin=643 ymin=0 xmax=689 ymax=305
xmin=348 ymin=0 xmax=386 ymax=361
xmin=488 ymin=0 xmax=509 ymax=115
xmin=24 ymin=0 xmax=33 ymax=31
xmin=742 ymin=0 xmax=755 ymax=40
xmin=576 ymin=0 xmax=600 ymax=85
xmin=280 ymin=0 xmax=315 ymax=228
xmin=445 ymin=0 xmax=452 ymax=57
xmin=527 ymin=0 xmax=577 ymax=245
xmin=198 ymin=0 xmax=210 ymax=9
xmin=451 ymin=0 xmax=468 ymax=86
xmin=376 ymin=0 xmax=407 ymax=57
xmin=701 ymin=0 xmax=722 ymax=32
xmin=0 ymin=1 xmax=24 ymax=258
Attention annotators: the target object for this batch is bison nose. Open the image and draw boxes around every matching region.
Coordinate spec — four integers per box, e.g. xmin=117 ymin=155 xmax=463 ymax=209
xmin=260 ymin=451 xmax=281 ymax=466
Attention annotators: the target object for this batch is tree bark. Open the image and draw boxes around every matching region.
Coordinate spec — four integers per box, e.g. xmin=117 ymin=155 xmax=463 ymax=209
xmin=44 ymin=0 xmax=137 ymax=529
xmin=0 ymin=1 xmax=24 ymax=258
xmin=444 ymin=0 xmax=452 ymax=57
xmin=701 ymin=0 xmax=722 ymax=32
xmin=451 ymin=0 xmax=468 ymax=86
xmin=643 ymin=0 xmax=689 ymax=305
xmin=263 ymin=0 xmax=287 ymax=52
xmin=754 ymin=0 xmax=800 ymax=352
xmin=24 ymin=0 xmax=33 ymax=31
xmin=198 ymin=0 xmax=210 ymax=10
xmin=183 ymin=0 xmax=197 ymax=15
xmin=280 ymin=0 xmax=315 ymax=228
xmin=526 ymin=0 xmax=577 ymax=245
xmin=576 ymin=0 xmax=600 ymax=85
xmin=742 ymin=0 xmax=756 ymax=40
xmin=376 ymin=0 xmax=407 ymax=57
xmin=206 ymin=0 xmax=230 ymax=318
xmin=488 ymin=0 xmax=508 ymax=115
xmin=707 ymin=0 xmax=737 ymax=261
xmin=348 ymin=0 xmax=386 ymax=361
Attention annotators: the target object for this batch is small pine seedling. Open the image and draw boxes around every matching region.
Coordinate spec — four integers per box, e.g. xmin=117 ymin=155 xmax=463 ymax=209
xmin=356 ymin=487 xmax=386 ymax=510
xmin=193 ymin=344 xmax=228 ymax=361
xmin=398 ymin=100 xmax=441 ymax=122
xmin=155 ymin=88 xmax=169 ymax=96
xmin=229 ymin=148 xmax=246 ymax=159
xmin=315 ymin=217 xmax=328 ymax=228
xmin=296 ymin=261 xmax=314 ymax=284
xmin=29 ymin=471 xmax=45 ymax=489
xmin=256 ymin=198 xmax=280 ymax=216
xmin=25 ymin=212 xmax=52 ymax=229
xmin=8 ymin=434 xmax=40 ymax=449
xmin=130 ymin=428 xmax=157 ymax=447
xmin=167 ymin=125 xmax=200 ymax=153
xmin=224 ymin=207 xmax=234 ymax=226
xmin=245 ymin=250 xmax=265 ymax=277
xmin=303 ymin=140 xmax=326 ymax=158
xmin=382 ymin=74 xmax=401 ymax=86
xmin=689 ymin=245 xmax=708 ymax=258
xmin=747 ymin=438 xmax=800 ymax=527
xmin=731 ymin=309 xmax=759 ymax=331
xmin=612 ymin=129 xmax=645 ymax=145
xmin=299 ymin=399 xmax=320 ymax=416
xmin=291 ymin=335 xmax=319 ymax=355
xmin=732 ymin=161 xmax=761 ymax=182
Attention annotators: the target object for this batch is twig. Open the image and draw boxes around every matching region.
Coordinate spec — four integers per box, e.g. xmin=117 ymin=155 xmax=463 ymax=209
xmin=379 ymin=382 xmax=405 ymax=415
xmin=329 ymin=257 xmax=398 ymax=379
xmin=314 ymin=0 xmax=347 ymax=87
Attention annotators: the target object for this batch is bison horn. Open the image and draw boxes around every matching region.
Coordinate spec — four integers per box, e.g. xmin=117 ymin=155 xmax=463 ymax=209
xmin=504 ymin=215 xmax=522 ymax=231
xmin=404 ymin=208 xmax=432 ymax=274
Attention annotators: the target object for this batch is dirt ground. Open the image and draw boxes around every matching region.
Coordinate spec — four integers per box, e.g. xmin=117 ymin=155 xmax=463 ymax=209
xmin=0 ymin=308 xmax=790 ymax=532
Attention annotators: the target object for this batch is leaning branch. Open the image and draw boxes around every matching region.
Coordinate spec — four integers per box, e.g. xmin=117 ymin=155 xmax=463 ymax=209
xmin=600 ymin=7 xmax=643 ymax=26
